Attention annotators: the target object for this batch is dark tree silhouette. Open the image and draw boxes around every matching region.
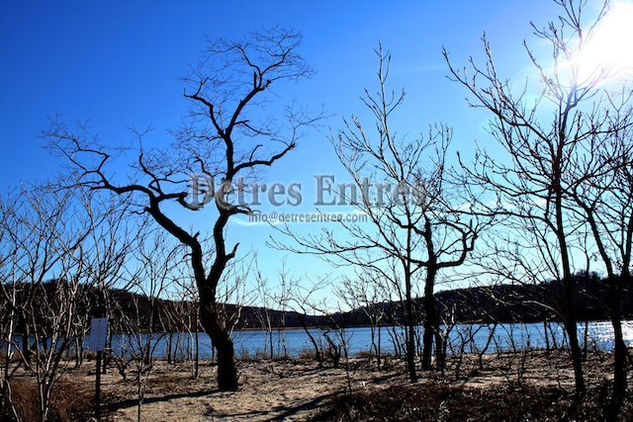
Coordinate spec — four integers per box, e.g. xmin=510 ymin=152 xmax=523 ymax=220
xmin=444 ymin=0 xmax=632 ymax=398
xmin=47 ymin=28 xmax=318 ymax=391
xmin=567 ymin=96 xmax=633 ymax=417
xmin=273 ymin=45 xmax=483 ymax=380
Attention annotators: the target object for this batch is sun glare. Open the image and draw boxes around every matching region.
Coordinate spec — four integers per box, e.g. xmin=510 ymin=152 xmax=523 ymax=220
xmin=574 ymin=1 xmax=633 ymax=81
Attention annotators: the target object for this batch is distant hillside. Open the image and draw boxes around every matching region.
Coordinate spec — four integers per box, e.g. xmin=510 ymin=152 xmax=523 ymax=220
xmin=330 ymin=273 xmax=633 ymax=327
xmin=98 ymin=272 xmax=633 ymax=329
xmin=7 ymin=272 xmax=632 ymax=332
xmin=239 ymin=272 xmax=633 ymax=328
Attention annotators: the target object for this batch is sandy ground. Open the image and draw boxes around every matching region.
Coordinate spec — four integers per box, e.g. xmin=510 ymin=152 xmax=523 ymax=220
xmin=105 ymin=360 xmax=402 ymax=421
xmin=68 ymin=351 xmax=615 ymax=421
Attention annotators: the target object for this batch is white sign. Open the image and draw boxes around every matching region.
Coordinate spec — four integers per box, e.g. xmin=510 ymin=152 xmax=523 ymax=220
xmin=89 ymin=318 xmax=108 ymax=352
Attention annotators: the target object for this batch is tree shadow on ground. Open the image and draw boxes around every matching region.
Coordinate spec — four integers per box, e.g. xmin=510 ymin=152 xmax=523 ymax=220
xmin=105 ymin=388 xmax=218 ymax=412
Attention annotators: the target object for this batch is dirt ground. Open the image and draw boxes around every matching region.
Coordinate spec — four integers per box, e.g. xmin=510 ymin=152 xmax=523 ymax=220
xmin=68 ymin=351 xmax=617 ymax=421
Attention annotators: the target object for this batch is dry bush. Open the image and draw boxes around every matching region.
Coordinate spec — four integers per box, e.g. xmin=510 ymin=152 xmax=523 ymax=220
xmin=356 ymin=350 xmax=375 ymax=360
xmin=2 ymin=377 xmax=99 ymax=422
xmin=298 ymin=349 xmax=317 ymax=361
xmin=238 ymin=348 xmax=251 ymax=362
xmin=310 ymin=381 xmax=633 ymax=422
xmin=237 ymin=348 xmax=271 ymax=362
xmin=83 ymin=351 xmax=97 ymax=361
xmin=254 ymin=350 xmax=270 ymax=361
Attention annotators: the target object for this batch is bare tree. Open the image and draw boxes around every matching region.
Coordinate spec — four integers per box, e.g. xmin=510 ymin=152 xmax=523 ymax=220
xmin=254 ymin=261 xmax=275 ymax=359
xmin=443 ymin=0 xmax=630 ymax=395
xmin=81 ymin=191 xmax=134 ymax=380
xmin=336 ymin=270 xmax=387 ymax=369
xmin=285 ymin=276 xmax=330 ymax=367
xmin=170 ymin=265 xmax=202 ymax=378
xmin=46 ymin=28 xmax=318 ymax=391
xmin=0 ymin=183 xmax=117 ymax=422
xmin=251 ymin=257 xmax=295 ymax=360
xmin=272 ymin=259 xmax=294 ymax=360
xmin=0 ymin=191 xmax=24 ymax=421
xmin=566 ymin=93 xmax=633 ymax=416
xmin=274 ymin=45 xmax=482 ymax=380
xmin=111 ymin=230 xmax=179 ymax=422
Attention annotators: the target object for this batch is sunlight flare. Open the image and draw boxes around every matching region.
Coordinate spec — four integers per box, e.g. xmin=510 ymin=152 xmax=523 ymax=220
xmin=573 ymin=1 xmax=633 ymax=81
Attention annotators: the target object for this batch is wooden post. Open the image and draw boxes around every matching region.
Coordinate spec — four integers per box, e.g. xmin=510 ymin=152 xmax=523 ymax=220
xmin=95 ymin=350 xmax=102 ymax=419
xmin=90 ymin=317 xmax=108 ymax=420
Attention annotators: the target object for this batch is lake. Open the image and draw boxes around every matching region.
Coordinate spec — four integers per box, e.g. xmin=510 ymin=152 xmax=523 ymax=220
xmin=108 ymin=320 xmax=633 ymax=360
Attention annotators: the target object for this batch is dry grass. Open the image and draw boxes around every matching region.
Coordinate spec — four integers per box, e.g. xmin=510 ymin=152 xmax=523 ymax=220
xmin=297 ymin=348 xmax=318 ymax=361
xmin=311 ymin=350 xmax=632 ymax=421
xmin=2 ymin=350 xmax=629 ymax=421
xmin=3 ymin=376 xmax=97 ymax=422
xmin=310 ymin=381 xmax=633 ymax=421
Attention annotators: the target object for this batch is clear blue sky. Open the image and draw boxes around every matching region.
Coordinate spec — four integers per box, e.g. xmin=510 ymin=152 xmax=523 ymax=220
xmin=0 ymin=0 xmax=582 ymax=303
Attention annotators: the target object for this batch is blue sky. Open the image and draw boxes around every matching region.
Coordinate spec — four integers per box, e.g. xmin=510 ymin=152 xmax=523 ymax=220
xmin=1 ymin=0 xmax=588 ymax=303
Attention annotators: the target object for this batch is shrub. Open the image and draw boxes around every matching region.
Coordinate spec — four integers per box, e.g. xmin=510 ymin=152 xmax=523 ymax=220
xmin=310 ymin=382 xmax=633 ymax=422
xmin=356 ymin=350 xmax=375 ymax=360
xmin=297 ymin=349 xmax=317 ymax=361
xmin=2 ymin=377 xmax=97 ymax=422
xmin=238 ymin=348 xmax=251 ymax=362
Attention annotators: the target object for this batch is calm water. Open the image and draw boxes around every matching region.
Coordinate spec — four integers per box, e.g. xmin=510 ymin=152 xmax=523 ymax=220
xmin=109 ymin=321 xmax=633 ymax=360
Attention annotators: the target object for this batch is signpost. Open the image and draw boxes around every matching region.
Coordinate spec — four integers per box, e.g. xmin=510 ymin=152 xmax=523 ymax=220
xmin=89 ymin=318 xmax=108 ymax=419
xmin=89 ymin=318 xmax=108 ymax=352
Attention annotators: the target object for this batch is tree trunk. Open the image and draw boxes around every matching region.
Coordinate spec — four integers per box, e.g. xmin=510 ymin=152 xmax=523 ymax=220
xmin=422 ymin=266 xmax=438 ymax=370
xmin=377 ymin=325 xmax=382 ymax=369
xmin=300 ymin=317 xmax=322 ymax=367
xmin=21 ymin=332 xmax=31 ymax=365
xmin=268 ymin=328 xmax=273 ymax=360
xmin=166 ymin=333 xmax=173 ymax=364
xmin=74 ymin=337 xmax=82 ymax=368
xmin=434 ymin=329 xmax=445 ymax=370
xmin=369 ymin=325 xmax=375 ymax=364
xmin=607 ymin=275 xmax=627 ymax=421
xmin=562 ymin=277 xmax=585 ymax=396
xmin=582 ymin=320 xmax=589 ymax=358
xmin=199 ymin=306 xmax=238 ymax=391
xmin=553 ymin=139 xmax=584 ymax=395
xmin=403 ymin=268 xmax=418 ymax=382
xmin=194 ymin=327 xmax=200 ymax=379
xmin=174 ymin=332 xmax=181 ymax=363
